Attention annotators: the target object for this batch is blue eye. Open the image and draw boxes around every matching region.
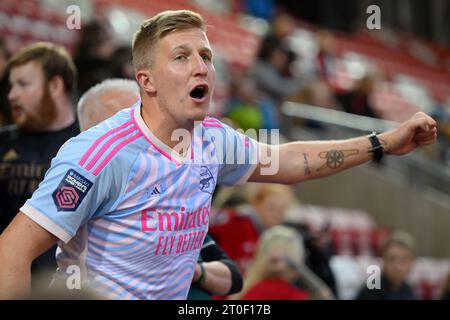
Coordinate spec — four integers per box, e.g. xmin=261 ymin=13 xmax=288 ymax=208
xmin=202 ymin=55 xmax=211 ymax=62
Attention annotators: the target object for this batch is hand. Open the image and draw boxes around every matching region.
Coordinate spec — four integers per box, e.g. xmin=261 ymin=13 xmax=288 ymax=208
xmin=378 ymin=112 xmax=438 ymax=156
xmin=193 ymin=263 xmax=202 ymax=282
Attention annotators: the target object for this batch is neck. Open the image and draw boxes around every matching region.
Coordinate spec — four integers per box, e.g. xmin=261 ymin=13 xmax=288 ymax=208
xmin=47 ymin=97 xmax=75 ymax=131
xmin=140 ymin=97 xmax=193 ymax=150
xmin=382 ymin=274 xmax=403 ymax=290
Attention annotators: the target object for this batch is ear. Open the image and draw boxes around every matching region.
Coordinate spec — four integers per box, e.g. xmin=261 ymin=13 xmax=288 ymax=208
xmin=135 ymin=69 xmax=156 ymax=94
xmin=48 ymin=75 xmax=65 ymax=98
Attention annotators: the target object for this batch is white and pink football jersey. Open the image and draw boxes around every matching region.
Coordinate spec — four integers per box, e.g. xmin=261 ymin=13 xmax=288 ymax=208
xmin=21 ymin=101 xmax=258 ymax=299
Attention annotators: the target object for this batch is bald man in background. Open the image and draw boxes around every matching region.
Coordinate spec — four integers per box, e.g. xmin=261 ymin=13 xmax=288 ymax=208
xmin=77 ymin=79 xmax=140 ymax=131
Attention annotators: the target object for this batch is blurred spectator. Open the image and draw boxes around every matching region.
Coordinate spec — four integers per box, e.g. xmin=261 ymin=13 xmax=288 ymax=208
xmin=249 ymin=43 xmax=301 ymax=111
xmin=210 ymin=184 xmax=295 ymax=273
xmin=0 ymin=37 xmax=12 ymax=126
xmin=225 ymin=73 xmax=280 ymax=130
xmin=74 ymin=20 xmax=116 ymax=95
xmin=259 ymin=12 xmax=297 ymax=54
xmin=225 ymin=74 xmax=263 ymax=131
xmin=233 ymin=225 xmax=308 ymax=300
xmin=77 ymin=78 xmax=139 ymax=131
xmin=290 ymin=79 xmax=338 ymax=109
xmin=285 ymin=220 xmax=338 ymax=297
xmin=288 ymin=79 xmax=339 ymax=131
xmin=315 ymin=30 xmax=337 ymax=81
xmin=233 ymin=225 xmax=333 ymax=300
xmin=354 ymin=231 xmax=417 ymax=300
xmin=440 ymin=271 xmax=450 ymax=300
xmin=249 ymin=13 xmax=303 ymax=110
xmin=0 ymin=42 xmax=79 ymax=290
xmin=211 ymin=184 xmax=338 ymax=296
xmin=109 ymin=46 xmax=134 ymax=80
xmin=335 ymin=74 xmax=379 ymax=118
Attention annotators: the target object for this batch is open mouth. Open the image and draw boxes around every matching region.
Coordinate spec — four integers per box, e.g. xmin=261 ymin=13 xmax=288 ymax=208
xmin=11 ymin=104 xmax=23 ymax=116
xmin=189 ymin=84 xmax=209 ymax=101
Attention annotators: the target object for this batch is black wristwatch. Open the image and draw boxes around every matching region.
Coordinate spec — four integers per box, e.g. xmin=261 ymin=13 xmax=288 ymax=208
xmin=368 ymin=132 xmax=384 ymax=161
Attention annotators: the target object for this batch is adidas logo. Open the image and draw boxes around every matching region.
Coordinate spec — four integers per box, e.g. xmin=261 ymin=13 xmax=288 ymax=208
xmin=149 ymin=184 xmax=162 ymax=197
xmin=150 ymin=187 xmax=160 ymax=195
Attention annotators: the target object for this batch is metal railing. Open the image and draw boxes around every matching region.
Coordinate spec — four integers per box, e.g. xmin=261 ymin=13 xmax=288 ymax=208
xmin=281 ymin=101 xmax=450 ymax=196
xmin=282 ymin=101 xmax=398 ymax=133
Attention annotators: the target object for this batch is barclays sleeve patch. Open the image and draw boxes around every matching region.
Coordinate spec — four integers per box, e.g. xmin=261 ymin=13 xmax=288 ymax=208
xmin=52 ymin=169 xmax=93 ymax=211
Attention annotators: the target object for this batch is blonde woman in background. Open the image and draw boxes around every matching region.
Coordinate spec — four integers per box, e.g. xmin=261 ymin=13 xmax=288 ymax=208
xmin=210 ymin=183 xmax=295 ymax=274
xmin=232 ymin=225 xmax=334 ymax=300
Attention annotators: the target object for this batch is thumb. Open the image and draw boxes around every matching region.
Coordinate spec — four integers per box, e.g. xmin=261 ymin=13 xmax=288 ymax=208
xmin=421 ymin=122 xmax=430 ymax=132
xmin=409 ymin=117 xmax=430 ymax=133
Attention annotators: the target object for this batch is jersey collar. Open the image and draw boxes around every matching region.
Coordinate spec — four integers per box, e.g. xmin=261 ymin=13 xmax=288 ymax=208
xmin=132 ymin=102 xmax=194 ymax=165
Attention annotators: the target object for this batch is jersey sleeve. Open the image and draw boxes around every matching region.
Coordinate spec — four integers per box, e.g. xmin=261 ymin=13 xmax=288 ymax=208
xmin=20 ymin=135 xmax=120 ymax=243
xmin=205 ymin=119 xmax=258 ymax=186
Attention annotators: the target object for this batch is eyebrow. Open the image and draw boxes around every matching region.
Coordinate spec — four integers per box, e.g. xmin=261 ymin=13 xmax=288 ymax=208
xmin=9 ymin=75 xmax=25 ymax=83
xmin=171 ymin=44 xmax=213 ymax=56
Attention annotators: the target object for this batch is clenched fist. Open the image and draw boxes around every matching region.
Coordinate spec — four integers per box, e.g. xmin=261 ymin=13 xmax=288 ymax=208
xmin=379 ymin=112 xmax=438 ymax=156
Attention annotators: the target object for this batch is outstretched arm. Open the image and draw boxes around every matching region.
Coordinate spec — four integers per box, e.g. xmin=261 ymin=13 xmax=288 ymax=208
xmin=0 ymin=212 xmax=58 ymax=299
xmin=249 ymin=112 xmax=437 ymax=184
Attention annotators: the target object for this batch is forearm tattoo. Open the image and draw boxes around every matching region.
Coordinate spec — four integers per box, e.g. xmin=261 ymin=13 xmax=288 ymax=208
xmin=316 ymin=149 xmax=359 ymax=171
xmin=303 ymin=153 xmax=311 ymax=175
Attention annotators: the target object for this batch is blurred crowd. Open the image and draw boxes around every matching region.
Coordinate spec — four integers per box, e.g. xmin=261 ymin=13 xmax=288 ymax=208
xmin=0 ymin=0 xmax=449 ymax=300
xmin=2 ymin=6 xmax=450 ymax=147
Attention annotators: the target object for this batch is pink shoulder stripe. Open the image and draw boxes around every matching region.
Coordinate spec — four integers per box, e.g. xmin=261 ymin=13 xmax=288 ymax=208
xmin=92 ymin=132 xmax=143 ymax=176
xmin=79 ymin=120 xmax=134 ymax=166
xmin=84 ymin=125 xmax=137 ymax=171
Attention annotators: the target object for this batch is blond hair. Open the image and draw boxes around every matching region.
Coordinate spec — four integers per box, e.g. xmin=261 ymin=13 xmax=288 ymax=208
xmin=248 ymin=183 xmax=293 ymax=203
xmin=233 ymin=226 xmax=304 ymax=299
xmin=132 ymin=10 xmax=205 ymax=71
